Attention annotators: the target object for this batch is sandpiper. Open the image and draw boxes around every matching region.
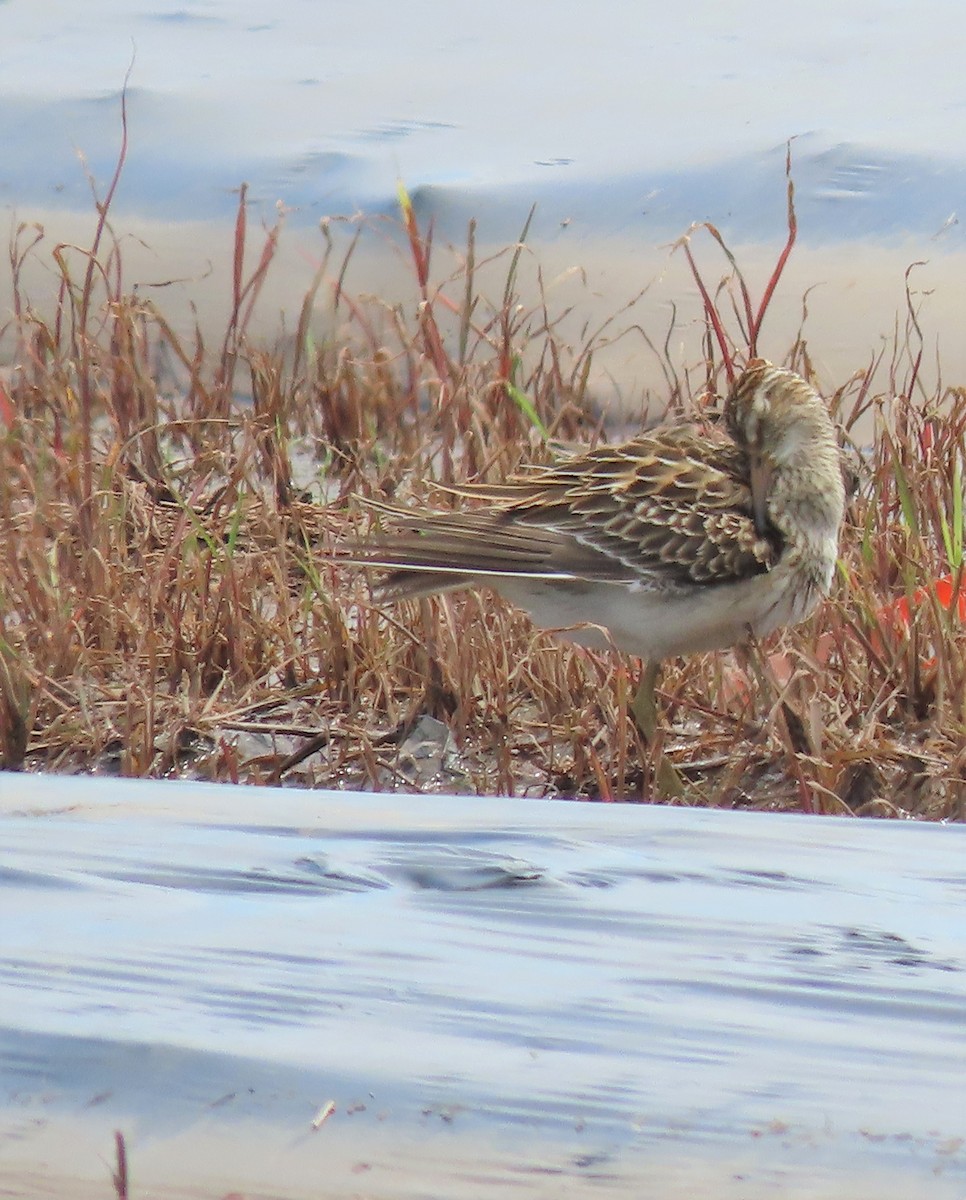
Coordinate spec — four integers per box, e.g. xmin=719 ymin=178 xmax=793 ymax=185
xmin=342 ymin=359 xmax=846 ymax=737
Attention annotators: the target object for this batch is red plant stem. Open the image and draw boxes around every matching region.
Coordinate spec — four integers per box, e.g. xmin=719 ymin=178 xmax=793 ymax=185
xmin=74 ymin=61 xmax=132 ymax=533
xmin=680 ymin=239 xmax=735 ymax=386
xmin=232 ymin=182 xmax=247 ymax=319
xmin=751 ymin=144 xmax=797 ymax=347
xmin=112 ymin=1130 xmax=128 ymax=1200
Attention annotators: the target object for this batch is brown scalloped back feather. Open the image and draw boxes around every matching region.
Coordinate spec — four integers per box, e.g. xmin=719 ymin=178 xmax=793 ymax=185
xmin=347 ymin=423 xmax=781 ymax=603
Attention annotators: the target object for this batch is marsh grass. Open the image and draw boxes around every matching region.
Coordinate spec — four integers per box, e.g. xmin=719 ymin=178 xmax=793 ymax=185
xmin=1 ymin=153 xmax=964 ymax=819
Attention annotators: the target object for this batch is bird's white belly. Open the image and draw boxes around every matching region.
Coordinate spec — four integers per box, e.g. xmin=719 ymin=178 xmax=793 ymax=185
xmin=495 ymin=562 xmax=820 ymax=660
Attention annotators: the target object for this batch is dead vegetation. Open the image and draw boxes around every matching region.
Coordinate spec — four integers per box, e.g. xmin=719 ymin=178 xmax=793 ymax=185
xmin=1 ymin=150 xmax=964 ymax=819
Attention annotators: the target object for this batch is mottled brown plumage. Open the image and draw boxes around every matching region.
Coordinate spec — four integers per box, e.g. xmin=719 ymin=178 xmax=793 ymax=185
xmin=342 ymin=360 xmax=846 ymax=664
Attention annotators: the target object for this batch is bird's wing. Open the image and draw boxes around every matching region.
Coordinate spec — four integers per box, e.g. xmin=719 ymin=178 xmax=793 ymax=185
xmin=342 ymin=426 xmax=781 ymax=597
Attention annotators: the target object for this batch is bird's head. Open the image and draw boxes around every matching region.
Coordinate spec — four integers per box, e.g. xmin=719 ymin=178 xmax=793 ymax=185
xmin=726 ymin=358 xmax=843 ymax=536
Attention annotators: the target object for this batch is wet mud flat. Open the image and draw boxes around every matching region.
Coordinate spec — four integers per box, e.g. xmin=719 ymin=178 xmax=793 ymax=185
xmin=1 ymin=772 xmax=964 ymax=1198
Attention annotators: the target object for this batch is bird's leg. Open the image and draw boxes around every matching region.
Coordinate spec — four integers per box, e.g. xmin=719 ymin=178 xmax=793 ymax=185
xmin=631 ymin=660 xmax=685 ymax=799
xmin=630 ymin=660 xmax=662 ymax=743
xmin=745 ymin=635 xmax=775 ymax=714
xmin=738 ymin=635 xmax=795 ymax=734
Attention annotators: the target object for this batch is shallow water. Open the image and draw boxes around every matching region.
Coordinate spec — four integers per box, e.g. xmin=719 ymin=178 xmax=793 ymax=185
xmin=6 ymin=0 xmax=966 ymax=397
xmin=1 ymin=772 xmax=964 ymax=1198
xmin=6 ymin=0 xmax=966 ymax=241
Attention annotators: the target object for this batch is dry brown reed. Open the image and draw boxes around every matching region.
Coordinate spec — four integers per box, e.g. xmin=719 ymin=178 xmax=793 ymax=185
xmin=1 ymin=156 xmax=964 ymax=819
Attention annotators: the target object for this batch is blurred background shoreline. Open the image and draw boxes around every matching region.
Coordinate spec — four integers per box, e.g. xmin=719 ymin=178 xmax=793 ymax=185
xmin=4 ymin=0 xmax=966 ymax=403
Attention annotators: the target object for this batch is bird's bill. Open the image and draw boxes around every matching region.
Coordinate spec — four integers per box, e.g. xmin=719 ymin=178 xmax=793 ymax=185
xmin=749 ymin=454 xmax=774 ymax=535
